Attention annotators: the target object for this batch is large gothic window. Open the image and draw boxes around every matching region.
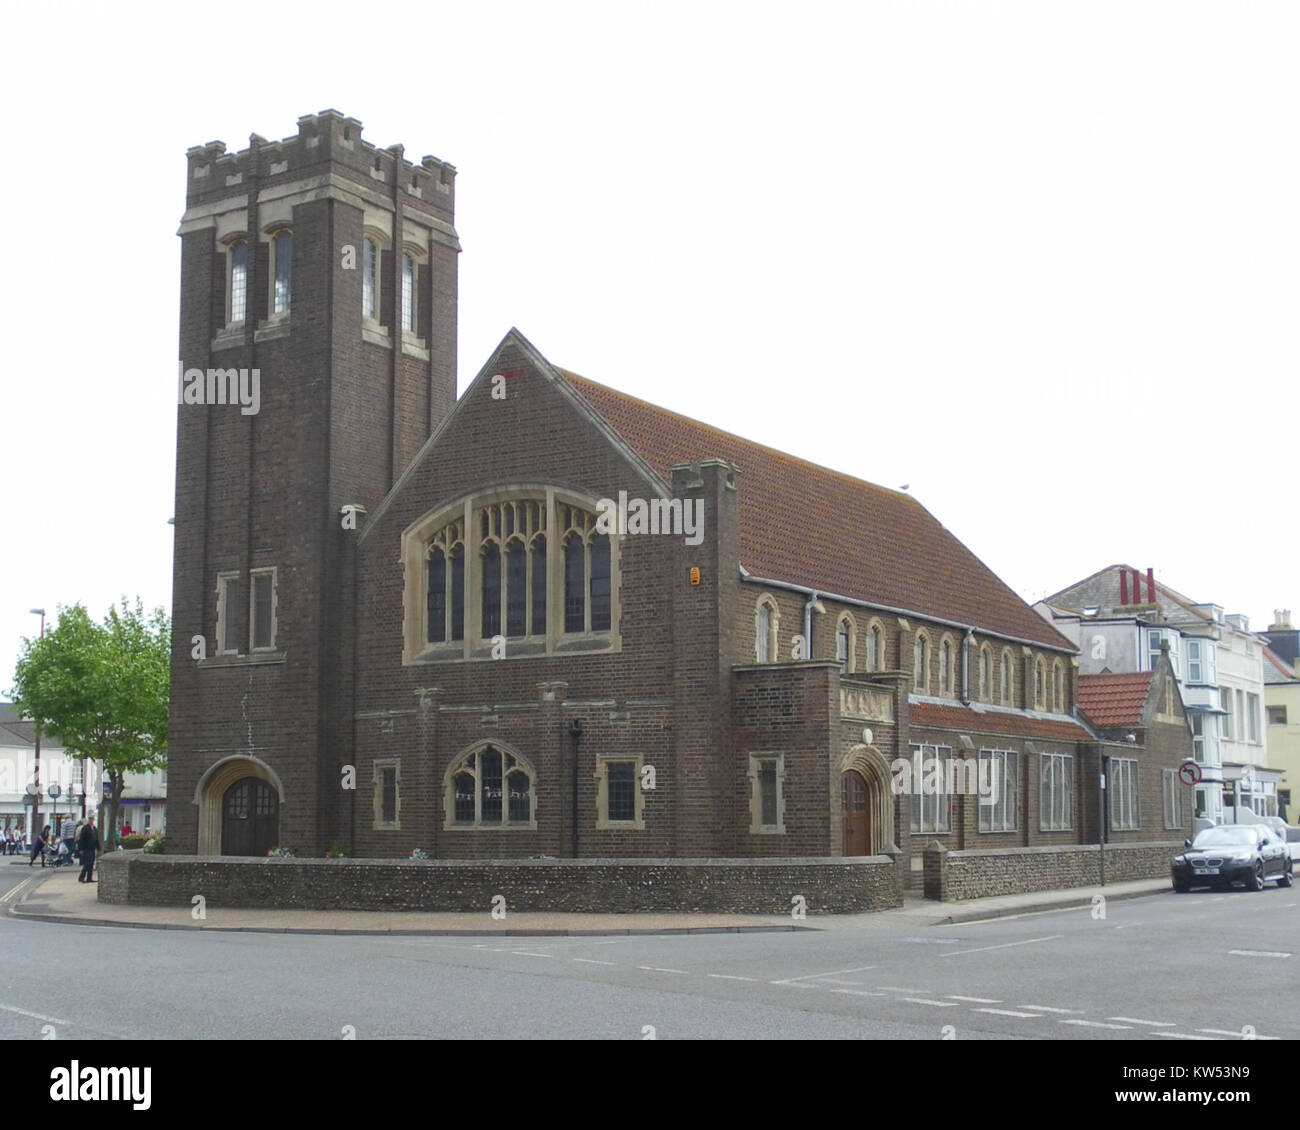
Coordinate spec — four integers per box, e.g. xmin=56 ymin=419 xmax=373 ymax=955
xmin=446 ymin=745 xmax=536 ymax=828
xmin=410 ymin=493 xmax=617 ymax=659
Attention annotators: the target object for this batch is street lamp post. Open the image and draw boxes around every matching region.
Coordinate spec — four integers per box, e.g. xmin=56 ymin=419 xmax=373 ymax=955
xmin=28 ymin=609 xmax=45 ymax=833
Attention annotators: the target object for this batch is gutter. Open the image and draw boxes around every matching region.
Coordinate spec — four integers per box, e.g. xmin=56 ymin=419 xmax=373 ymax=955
xmin=738 ymin=567 xmax=1076 ymax=655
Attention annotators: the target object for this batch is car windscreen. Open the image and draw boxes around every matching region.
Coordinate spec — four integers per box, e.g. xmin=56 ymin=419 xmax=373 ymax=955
xmin=1191 ymin=828 xmax=1259 ymax=848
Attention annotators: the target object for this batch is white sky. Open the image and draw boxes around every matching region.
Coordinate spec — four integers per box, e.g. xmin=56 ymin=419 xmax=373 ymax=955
xmin=1 ymin=1 xmax=1296 ymax=692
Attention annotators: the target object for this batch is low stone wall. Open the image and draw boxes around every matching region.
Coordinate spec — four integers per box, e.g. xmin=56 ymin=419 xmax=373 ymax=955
xmin=97 ymin=853 xmax=903 ymax=915
xmin=923 ymin=841 xmax=1179 ymax=901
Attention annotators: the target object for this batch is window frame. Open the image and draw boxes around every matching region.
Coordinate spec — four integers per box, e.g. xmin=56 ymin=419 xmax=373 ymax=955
xmin=748 ymin=753 xmax=786 ymax=834
xmin=755 ymin=596 xmax=779 ymax=663
xmin=1162 ymin=768 xmax=1184 ymax=830
xmin=913 ymin=632 xmax=931 ymax=693
xmin=444 ymin=744 xmax=537 ymax=831
xmin=268 ymin=226 xmax=293 ymax=316
xmin=595 ymin=754 xmax=645 ymax=830
xmin=373 ymin=759 xmax=401 ymax=830
xmin=908 ymin=743 xmax=953 ymax=834
xmin=836 ymin=615 xmax=855 ymax=673
xmin=1039 ymin=751 xmax=1075 ymax=832
xmin=215 ymin=571 xmax=243 ymax=656
xmin=977 ymin=749 xmax=1019 ymax=833
xmin=249 ymin=566 xmax=278 ymax=652
xmin=1109 ymin=757 xmax=1139 ymax=832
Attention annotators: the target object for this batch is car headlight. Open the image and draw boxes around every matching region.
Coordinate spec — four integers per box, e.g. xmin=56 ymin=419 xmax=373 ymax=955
xmin=1173 ymin=855 xmax=1186 ymax=865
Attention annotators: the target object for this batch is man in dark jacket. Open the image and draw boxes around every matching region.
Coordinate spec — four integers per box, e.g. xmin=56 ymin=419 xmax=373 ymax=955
xmin=77 ymin=817 xmax=99 ymax=883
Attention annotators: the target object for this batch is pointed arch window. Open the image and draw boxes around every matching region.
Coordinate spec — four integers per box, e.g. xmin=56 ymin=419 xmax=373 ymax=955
xmin=914 ymin=633 xmax=930 ymax=692
xmin=865 ymin=623 xmax=883 ymax=672
xmin=756 ymin=597 xmax=779 ymax=663
xmin=939 ymin=638 xmax=953 ymax=695
xmin=836 ymin=616 xmax=854 ymax=672
xmin=229 ymin=240 xmax=248 ymax=325
xmin=979 ymin=647 xmax=991 ymax=701
xmin=1000 ymin=651 xmax=1012 ymax=705
xmin=446 ymin=746 xmax=536 ymax=828
xmin=272 ymin=229 xmax=292 ymax=314
xmin=1035 ymin=659 xmax=1046 ymax=709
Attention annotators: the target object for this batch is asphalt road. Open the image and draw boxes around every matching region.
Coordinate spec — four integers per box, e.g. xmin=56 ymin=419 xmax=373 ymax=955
xmin=1 ymin=866 xmax=1296 ymax=1040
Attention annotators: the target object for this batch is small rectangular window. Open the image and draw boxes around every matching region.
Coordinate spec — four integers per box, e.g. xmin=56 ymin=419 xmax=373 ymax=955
xmin=1220 ymin=687 xmax=1234 ymax=739
xmin=217 ymin=573 xmax=244 ymax=655
xmin=759 ymin=760 xmax=778 ymax=826
xmin=250 ymin=569 xmax=276 ymax=650
xmin=362 ymin=238 xmax=377 ymax=319
xmin=381 ymin=767 xmax=396 ymax=824
xmin=401 ymin=253 xmax=415 ymax=333
xmin=1268 ymin=705 xmax=1287 ymax=726
xmin=607 ymin=761 xmax=636 ymax=822
xmin=978 ymin=750 xmax=1018 ymax=833
xmin=909 ymin=744 xmax=952 ymax=833
xmin=1110 ymin=758 xmax=1139 ymax=831
xmin=1187 ymin=640 xmax=1203 ymax=682
xmin=273 ymin=231 xmax=292 ymax=314
xmin=230 ymin=243 xmax=248 ymax=324
xmin=1247 ymin=693 xmax=1260 ymax=742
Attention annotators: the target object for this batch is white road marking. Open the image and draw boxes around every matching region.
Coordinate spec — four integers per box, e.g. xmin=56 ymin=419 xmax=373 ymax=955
xmin=638 ymin=966 xmax=689 ymax=975
xmin=1196 ymin=1028 xmax=1280 ymax=1040
xmin=815 ymin=978 xmax=871 ymax=986
xmin=509 ymin=952 xmax=555 ymax=958
xmin=706 ymin=974 xmax=759 ymax=982
xmin=903 ymin=998 xmax=961 ymax=1007
xmin=0 ymin=1004 xmax=68 ymax=1024
xmin=1228 ymin=949 xmax=1291 ymax=958
xmin=940 ymin=935 xmax=1064 ymax=958
xmin=831 ymin=989 xmax=885 ymax=998
xmin=1061 ymin=1019 xmax=1131 ymax=1030
xmin=571 ymin=958 xmax=616 ymax=965
xmin=1019 ymin=1005 xmax=1083 ymax=1014
xmin=971 ymin=1008 xmax=1043 ymax=1018
xmin=1109 ymin=1017 xmax=1176 ymax=1027
xmin=875 ymin=986 xmax=926 ymax=993
xmin=770 ymin=965 xmax=878 ymax=985
xmin=1153 ymin=1032 xmax=1214 ymax=1040
xmin=947 ymin=995 xmax=1002 ymax=1003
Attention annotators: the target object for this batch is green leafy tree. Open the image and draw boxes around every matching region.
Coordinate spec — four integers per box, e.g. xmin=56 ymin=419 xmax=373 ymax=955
xmin=10 ymin=600 xmax=169 ymax=850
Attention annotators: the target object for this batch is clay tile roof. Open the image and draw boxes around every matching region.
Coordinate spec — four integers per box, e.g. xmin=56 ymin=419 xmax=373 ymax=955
xmin=560 ymin=371 xmax=1072 ymax=651
xmin=1076 ymin=671 xmax=1154 ymax=728
xmin=909 ymin=702 xmax=1090 ymax=742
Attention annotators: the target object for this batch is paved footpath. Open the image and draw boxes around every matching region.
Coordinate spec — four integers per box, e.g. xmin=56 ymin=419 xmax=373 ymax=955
xmin=3 ymin=861 xmax=1172 ymax=935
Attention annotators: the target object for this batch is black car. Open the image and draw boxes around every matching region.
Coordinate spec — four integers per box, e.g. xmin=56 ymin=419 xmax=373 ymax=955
xmin=1171 ymin=825 xmax=1293 ymax=892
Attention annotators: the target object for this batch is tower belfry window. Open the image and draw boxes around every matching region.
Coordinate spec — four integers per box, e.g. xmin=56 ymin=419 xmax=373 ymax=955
xmin=272 ymin=231 xmax=292 ymax=314
xmin=362 ymin=238 xmax=378 ymax=319
xmin=229 ymin=241 xmax=248 ymax=324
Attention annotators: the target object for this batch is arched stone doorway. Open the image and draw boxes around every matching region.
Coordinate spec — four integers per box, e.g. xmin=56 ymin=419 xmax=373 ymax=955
xmin=839 ymin=745 xmax=896 ymax=856
xmin=194 ymin=756 xmax=286 ymax=856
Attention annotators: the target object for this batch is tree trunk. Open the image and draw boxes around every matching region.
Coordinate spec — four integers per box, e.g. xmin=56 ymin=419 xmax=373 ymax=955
xmin=106 ymin=772 xmax=125 ymax=851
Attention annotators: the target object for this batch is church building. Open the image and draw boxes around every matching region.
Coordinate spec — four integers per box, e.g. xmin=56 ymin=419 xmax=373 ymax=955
xmin=167 ymin=112 xmax=1191 ymax=891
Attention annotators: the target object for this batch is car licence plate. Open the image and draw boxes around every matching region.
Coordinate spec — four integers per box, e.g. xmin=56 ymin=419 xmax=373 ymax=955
xmin=1193 ymin=867 xmax=1219 ymax=875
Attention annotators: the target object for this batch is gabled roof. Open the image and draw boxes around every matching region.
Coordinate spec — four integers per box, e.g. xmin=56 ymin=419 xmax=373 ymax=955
xmin=560 ymin=371 xmax=1072 ymax=651
xmin=1076 ymin=671 xmax=1154 ymax=728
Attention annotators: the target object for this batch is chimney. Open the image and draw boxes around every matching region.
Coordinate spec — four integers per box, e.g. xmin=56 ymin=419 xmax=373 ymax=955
xmin=1132 ymin=569 xmax=1142 ymax=604
xmin=1146 ymin=568 xmax=1155 ymax=603
xmin=1272 ymin=609 xmax=1293 ymax=631
xmin=1119 ymin=569 xmax=1129 ymax=605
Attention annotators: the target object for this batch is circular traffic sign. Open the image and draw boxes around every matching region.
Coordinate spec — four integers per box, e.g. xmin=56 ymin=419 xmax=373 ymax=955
xmin=1178 ymin=760 xmax=1202 ymax=786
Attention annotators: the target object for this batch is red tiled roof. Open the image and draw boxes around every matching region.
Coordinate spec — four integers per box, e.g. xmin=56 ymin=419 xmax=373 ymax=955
xmin=561 ymin=372 xmax=1072 ymax=651
xmin=908 ymin=702 xmax=1090 ymax=742
xmin=1076 ymin=671 xmax=1153 ymax=728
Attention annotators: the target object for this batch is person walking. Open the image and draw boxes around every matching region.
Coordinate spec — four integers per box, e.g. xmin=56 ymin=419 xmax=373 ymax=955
xmin=29 ymin=825 xmax=50 ymax=867
xmin=61 ymin=814 xmax=77 ymax=861
xmin=1 ymin=828 xmax=10 ymax=855
xmin=77 ymin=817 xmax=99 ymax=883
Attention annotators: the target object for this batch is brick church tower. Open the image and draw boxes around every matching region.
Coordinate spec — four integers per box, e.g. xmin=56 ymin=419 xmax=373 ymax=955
xmin=169 ymin=111 xmax=459 ymax=855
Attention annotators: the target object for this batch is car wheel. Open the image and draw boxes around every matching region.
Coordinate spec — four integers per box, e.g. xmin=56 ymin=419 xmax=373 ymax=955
xmin=1249 ymin=862 xmax=1266 ymax=892
xmin=1279 ymin=862 xmax=1293 ymax=889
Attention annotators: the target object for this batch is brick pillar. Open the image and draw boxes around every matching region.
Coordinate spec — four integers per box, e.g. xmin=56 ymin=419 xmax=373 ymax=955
xmin=537 ymin=681 xmax=568 ymax=857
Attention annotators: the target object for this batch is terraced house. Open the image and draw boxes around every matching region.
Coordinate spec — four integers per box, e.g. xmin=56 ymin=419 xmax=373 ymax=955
xmin=167 ymin=113 xmax=1192 ymax=898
